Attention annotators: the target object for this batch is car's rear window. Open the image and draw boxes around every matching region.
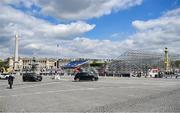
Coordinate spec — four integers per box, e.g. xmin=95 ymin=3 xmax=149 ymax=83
xmin=1 ymin=74 xmax=8 ymax=75
xmin=76 ymin=73 xmax=88 ymax=76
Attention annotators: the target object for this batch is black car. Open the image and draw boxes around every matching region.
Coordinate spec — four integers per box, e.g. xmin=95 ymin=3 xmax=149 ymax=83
xmin=23 ymin=73 xmax=42 ymax=82
xmin=74 ymin=72 xmax=99 ymax=81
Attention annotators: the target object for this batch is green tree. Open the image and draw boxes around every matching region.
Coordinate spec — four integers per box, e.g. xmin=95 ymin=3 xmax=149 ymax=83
xmin=0 ymin=59 xmax=8 ymax=71
xmin=0 ymin=59 xmax=4 ymax=67
xmin=90 ymin=60 xmax=105 ymax=67
xmin=175 ymin=60 xmax=180 ymax=68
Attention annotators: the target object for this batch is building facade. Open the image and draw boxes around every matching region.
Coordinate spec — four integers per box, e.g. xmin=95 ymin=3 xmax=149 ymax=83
xmin=5 ymin=57 xmax=112 ymax=72
xmin=6 ymin=57 xmax=57 ymax=71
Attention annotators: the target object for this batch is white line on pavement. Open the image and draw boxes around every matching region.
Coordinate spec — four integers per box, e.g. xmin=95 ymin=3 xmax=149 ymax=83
xmin=98 ymin=80 xmax=178 ymax=86
xmin=0 ymin=86 xmax=140 ymax=98
xmin=0 ymin=81 xmax=64 ymax=92
xmin=0 ymin=87 xmax=96 ymax=98
xmin=0 ymin=80 xmax=85 ymax=92
xmin=0 ymin=85 xmax=168 ymax=98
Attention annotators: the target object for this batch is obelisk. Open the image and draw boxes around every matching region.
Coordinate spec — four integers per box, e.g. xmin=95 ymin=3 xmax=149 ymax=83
xmin=14 ymin=34 xmax=19 ymax=71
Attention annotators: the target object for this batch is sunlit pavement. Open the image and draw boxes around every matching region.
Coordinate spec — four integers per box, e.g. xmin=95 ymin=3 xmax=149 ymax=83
xmin=0 ymin=75 xmax=180 ymax=112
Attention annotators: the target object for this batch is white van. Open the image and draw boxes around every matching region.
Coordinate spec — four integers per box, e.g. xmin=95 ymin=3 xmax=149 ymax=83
xmin=148 ymin=68 xmax=159 ymax=78
xmin=0 ymin=73 xmax=10 ymax=79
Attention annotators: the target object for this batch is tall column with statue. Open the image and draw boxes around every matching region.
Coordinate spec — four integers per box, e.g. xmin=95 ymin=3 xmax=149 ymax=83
xmin=164 ymin=47 xmax=169 ymax=73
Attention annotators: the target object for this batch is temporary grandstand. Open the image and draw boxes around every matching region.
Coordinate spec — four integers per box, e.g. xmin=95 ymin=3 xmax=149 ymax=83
xmin=107 ymin=49 xmax=180 ymax=76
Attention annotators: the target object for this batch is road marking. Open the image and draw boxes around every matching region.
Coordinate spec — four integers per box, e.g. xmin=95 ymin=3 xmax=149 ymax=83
xmin=98 ymin=80 xmax=179 ymax=86
xmin=0 ymin=80 xmax=84 ymax=92
xmin=0 ymin=88 xmax=96 ymax=98
xmin=0 ymin=84 xmax=173 ymax=98
xmin=1 ymin=79 xmax=177 ymax=93
xmin=0 ymin=86 xmax=141 ymax=98
xmin=0 ymin=81 xmax=65 ymax=92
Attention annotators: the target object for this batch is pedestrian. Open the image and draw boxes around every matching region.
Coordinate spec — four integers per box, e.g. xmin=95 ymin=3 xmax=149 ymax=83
xmin=54 ymin=70 xmax=60 ymax=80
xmin=8 ymin=73 xmax=14 ymax=89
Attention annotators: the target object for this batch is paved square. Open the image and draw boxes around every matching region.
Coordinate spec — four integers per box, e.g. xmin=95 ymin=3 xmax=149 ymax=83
xmin=0 ymin=76 xmax=180 ymax=112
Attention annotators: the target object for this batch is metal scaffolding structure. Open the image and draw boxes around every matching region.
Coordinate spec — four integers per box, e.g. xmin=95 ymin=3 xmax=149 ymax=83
xmin=107 ymin=50 xmax=180 ymax=75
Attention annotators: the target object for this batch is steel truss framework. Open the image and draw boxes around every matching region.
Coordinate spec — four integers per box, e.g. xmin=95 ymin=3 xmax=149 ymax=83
xmin=108 ymin=50 xmax=180 ymax=74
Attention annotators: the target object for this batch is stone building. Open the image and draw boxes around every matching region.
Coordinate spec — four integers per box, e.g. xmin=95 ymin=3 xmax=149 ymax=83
xmin=6 ymin=57 xmax=57 ymax=71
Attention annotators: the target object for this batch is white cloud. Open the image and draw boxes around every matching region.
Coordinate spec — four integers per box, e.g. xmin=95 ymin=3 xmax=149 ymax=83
xmin=2 ymin=0 xmax=143 ymax=20
xmin=32 ymin=0 xmax=143 ymax=20
xmin=164 ymin=8 xmax=180 ymax=17
xmin=128 ymin=8 xmax=180 ymax=53
xmin=132 ymin=17 xmax=180 ymax=31
xmin=0 ymin=1 xmax=180 ymax=59
xmin=0 ymin=4 xmax=95 ymax=38
xmin=0 ymin=3 xmax=95 ymax=58
xmin=1 ymin=0 xmax=36 ymax=7
xmin=0 ymin=6 xmax=94 ymax=38
xmin=132 ymin=8 xmax=180 ymax=31
xmin=21 ymin=37 xmax=123 ymax=59
xmin=0 ymin=0 xmax=144 ymax=59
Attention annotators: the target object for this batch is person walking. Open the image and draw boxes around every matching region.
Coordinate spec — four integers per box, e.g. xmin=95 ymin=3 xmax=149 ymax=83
xmin=8 ymin=73 xmax=15 ymax=89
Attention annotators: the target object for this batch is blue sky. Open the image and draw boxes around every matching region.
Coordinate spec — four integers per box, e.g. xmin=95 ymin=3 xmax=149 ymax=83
xmin=0 ymin=0 xmax=180 ymax=59
xmin=86 ymin=0 xmax=180 ymax=40
xmin=11 ymin=0 xmax=179 ymax=40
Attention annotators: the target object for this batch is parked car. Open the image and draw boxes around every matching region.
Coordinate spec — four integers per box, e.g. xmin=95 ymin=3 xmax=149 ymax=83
xmin=74 ymin=72 xmax=99 ymax=81
xmin=0 ymin=73 xmax=9 ymax=79
xmin=23 ymin=73 xmax=42 ymax=82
